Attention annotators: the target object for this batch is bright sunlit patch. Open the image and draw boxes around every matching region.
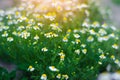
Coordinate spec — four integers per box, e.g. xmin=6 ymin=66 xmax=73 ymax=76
xmin=20 ymin=0 xmax=88 ymax=14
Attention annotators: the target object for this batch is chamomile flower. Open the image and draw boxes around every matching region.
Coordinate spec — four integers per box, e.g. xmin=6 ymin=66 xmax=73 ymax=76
xmin=43 ymin=12 xmax=56 ymax=21
xmin=63 ymin=37 xmax=68 ymax=42
xmin=38 ymin=23 xmax=43 ymax=27
xmin=7 ymin=20 xmax=13 ymax=25
xmin=62 ymin=74 xmax=69 ymax=80
xmin=98 ymin=29 xmax=107 ymax=36
xmin=75 ymin=39 xmax=81 ymax=44
xmin=44 ymin=32 xmax=58 ymax=38
xmin=60 ymin=55 xmax=65 ymax=61
xmin=34 ymin=35 xmax=39 ymax=40
xmin=112 ymin=44 xmax=119 ymax=49
xmin=50 ymin=23 xmax=61 ymax=31
xmin=109 ymin=33 xmax=115 ymax=38
xmin=99 ymin=54 xmax=106 ymax=59
xmin=57 ymin=6 xmax=63 ymax=11
xmin=89 ymin=29 xmax=96 ymax=35
xmin=98 ymin=37 xmax=103 ymax=42
xmin=41 ymin=47 xmax=48 ymax=52
xmin=17 ymin=26 xmax=24 ymax=31
xmin=81 ymin=44 xmax=86 ymax=48
xmin=73 ymin=34 xmax=80 ymax=38
xmin=102 ymin=36 xmax=109 ymax=41
xmin=80 ymin=29 xmax=86 ymax=34
xmin=63 ymin=17 xmax=67 ymax=22
xmin=58 ymin=51 xmax=64 ymax=56
xmin=67 ymin=29 xmax=71 ymax=33
xmin=7 ymin=37 xmax=14 ymax=42
xmin=2 ymin=31 xmax=8 ymax=37
xmin=28 ymin=19 xmax=35 ymax=24
xmin=98 ymin=48 xmax=103 ymax=53
xmin=111 ymin=55 xmax=115 ymax=60
xmin=20 ymin=31 xmax=30 ymax=39
xmin=98 ymin=61 xmax=102 ymax=65
xmin=28 ymin=65 xmax=35 ymax=72
xmin=3 ymin=26 xmax=9 ymax=30
xmin=82 ymin=21 xmax=89 ymax=27
xmin=52 ymin=33 xmax=58 ymax=37
xmin=82 ymin=49 xmax=87 ymax=54
xmin=44 ymin=32 xmax=53 ymax=38
xmin=59 ymin=51 xmax=65 ymax=61
xmin=41 ymin=74 xmax=47 ymax=80
xmin=76 ymin=4 xmax=88 ymax=9
xmin=98 ymin=36 xmax=109 ymax=42
xmin=115 ymin=59 xmax=119 ymax=64
xmin=87 ymin=36 xmax=94 ymax=42
xmin=74 ymin=49 xmax=80 ymax=55
xmin=91 ymin=21 xmax=100 ymax=28
xmin=12 ymin=31 xmax=17 ymax=36
xmin=56 ymin=74 xmax=61 ymax=79
xmin=111 ymin=26 xmax=117 ymax=31
xmin=33 ymin=26 xmax=40 ymax=30
xmin=49 ymin=66 xmax=59 ymax=72
xmin=101 ymin=23 xmax=108 ymax=29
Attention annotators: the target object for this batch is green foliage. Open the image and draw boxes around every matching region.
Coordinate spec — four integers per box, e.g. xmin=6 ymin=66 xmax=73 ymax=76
xmin=0 ymin=67 xmax=16 ymax=80
xmin=0 ymin=0 xmax=120 ymax=80
xmin=112 ymin=0 xmax=120 ymax=5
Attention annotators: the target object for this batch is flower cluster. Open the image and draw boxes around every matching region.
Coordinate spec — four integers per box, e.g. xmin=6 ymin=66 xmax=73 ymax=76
xmin=0 ymin=0 xmax=120 ymax=80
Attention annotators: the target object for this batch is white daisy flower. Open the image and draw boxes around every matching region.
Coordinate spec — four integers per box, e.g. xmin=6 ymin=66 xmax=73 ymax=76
xmin=89 ymin=29 xmax=96 ymax=35
xmin=82 ymin=21 xmax=89 ymax=27
xmin=34 ymin=35 xmax=39 ymax=40
xmin=73 ymin=34 xmax=80 ymax=38
xmin=59 ymin=51 xmax=65 ymax=61
xmin=7 ymin=37 xmax=14 ymax=42
xmin=98 ymin=61 xmax=102 ymax=65
xmin=87 ymin=36 xmax=94 ymax=42
xmin=99 ymin=54 xmax=106 ymax=59
xmin=108 ymin=33 xmax=115 ymax=38
xmin=115 ymin=59 xmax=119 ymax=64
xmin=28 ymin=65 xmax=35 ymax=72
xmin=2 ymin=31 xmax=8 ymax=37
xmin=82 ymin=49 xmax=87 ymax=54
xmin=112 ymin=44 xmax=119 ymax=49
xmin=63 ymin=37 xmax=68 ymax=42
xmin=38 ymin=23 xmax=43 ymax=27
xmin=102 ymin=36 xmax=109 ymax=41
xmin=41 ymin=47 xmax=48 ymax=52
xmin=98 ymin=29 xmax=107 ymax=36
xmin=101 ymin=23 xmax=108 ymax=29
xmin=111 ymin=55 xmax=115 ymax=60
xmin=91 ymin=21 xmax=100 ymax=28
xmin=56 ymin=74 xmax=61 ymax=79
xmin=20 ymin=31 xmax=30 ymax=39
xmin=49 ymin=66 xmax=59 ymax=72
xmin=81 ymin=44 xmax=86 ymax=48
xmin=74 ymin=49 xmax=80 ymax=55
xmin=33 ymin=26 xmax=40 ymax=30
xmin=41 ymin=74 xmax=47 ymax=80
xmin=62 ymin=74 xmax=69 ymax=80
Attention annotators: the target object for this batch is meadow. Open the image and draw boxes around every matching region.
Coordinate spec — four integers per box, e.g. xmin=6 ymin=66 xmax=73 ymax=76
xmin=0 ymin=0 xmax=120 ymax=80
